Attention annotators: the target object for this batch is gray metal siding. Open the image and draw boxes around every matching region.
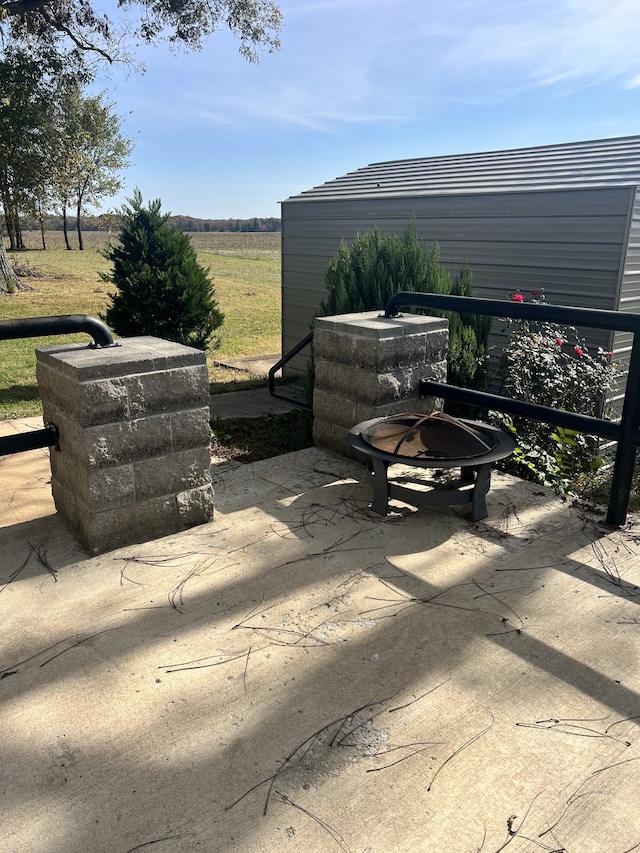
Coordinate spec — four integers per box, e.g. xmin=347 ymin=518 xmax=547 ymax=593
xmin=281 ymin=187 xmax=633 ymax=368
xmin=609 ymin=186 xmax=640 ymax=404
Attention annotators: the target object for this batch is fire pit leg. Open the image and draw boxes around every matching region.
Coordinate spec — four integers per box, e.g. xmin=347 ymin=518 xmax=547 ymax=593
xmin=368 ymin=457 xmax=391 ymax=515
xmin=468 ymin=463 xmax=491 ymax=522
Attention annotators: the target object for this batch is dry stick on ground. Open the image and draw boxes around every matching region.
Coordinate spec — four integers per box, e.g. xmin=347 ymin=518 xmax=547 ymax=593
xmin=366 ymin=741 xmax=443 ymax=773
xmin=538 ymin=757 xmax=640 ymax=841
xmin=257 ymin=539 xmax=383 ymax=582
xmin=606 ymin=715 xmax=640 ymax=733
xmin=588 ymin=538 xmax=640 ymax=597
xmin=39 ymin=627 xmax=125 ymax=668
xmin=491 ymin=793 xmax=547 ymax=852
xmin=114 ymin=552 xmax=202 ymax=566
xmin=166 ymin=556 xmax=238 ymax=611
xmin=237 ymin=608 xmax=347 ymax=648
xmin=3 ymin=626 xmax=127 ymax=678
xmin=516 ymin=715 xmax=630 ymax=746
xmin=474 ymin=825 xmax=488 ymax=853
xmin=160 ymin=648 xmax=268 ymax=674
xmin=1 ymin=634 xmax=80 ymax=677
xmin=275 ymin=791 xmax=352 ymax=853
xmin=592 ymin=539 xmax=622 ymax=586
xmin=494 ymin=562 xmax=569 ymax=573
xmin=426 ymin=713 xmax=494 ymax=793
xmin=242 ymin=645 xmax=252 ymax=691
xmin=224 ymin=698 xmax=390 ymax=816
xmin=28 ymin=541 xmax=58 ymax=583
xmin=472 ymin=579 xmax=524 ymax=634
xmin=232 ymin=595 xmax=271 ymax=629
xmin=1 ymin=542 xmax=59 ymax=593
xmin=0 ymin=551 xmax=32 ymax=594
xmin=388 ymin=678 xmax=451 ymax=713
xmin=124 ymin=834 xmax=188 ymax=853
xmin=114 ymin=552 xmax=214 ymax=594
xmin=235 ymin=624 xmax=335 ymax=647
xmin=360 ymin=579 xmax=520 ymax=631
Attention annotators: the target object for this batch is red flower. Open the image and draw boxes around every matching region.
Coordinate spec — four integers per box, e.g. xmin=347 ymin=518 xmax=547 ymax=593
xmin=512 ymin=293 xmax=525 ymax=302
xmin=531 ymin=290 xmax=540 ymax=296
xmin=556 ymin=338 xmax=563 ymax=346
xmin=574 ymin=345 xmax=584 ymax=357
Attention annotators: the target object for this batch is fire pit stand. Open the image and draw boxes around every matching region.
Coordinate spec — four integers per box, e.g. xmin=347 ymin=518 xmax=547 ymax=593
xmin=347 ymin=413 xmax=515 ymax=521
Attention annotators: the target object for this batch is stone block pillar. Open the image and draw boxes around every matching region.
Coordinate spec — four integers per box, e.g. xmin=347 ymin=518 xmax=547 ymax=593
xmin=313 ymin=311 xmax=448 ymax=458
xmin=36 ymin=336 xmax=213 ymax=554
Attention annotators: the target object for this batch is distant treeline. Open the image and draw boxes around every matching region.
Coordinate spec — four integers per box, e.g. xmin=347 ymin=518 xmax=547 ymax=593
xmin=168 ymin=216 xmax=281 ymax=233
xmin=21 ymin=213 xmax=281 ymax=233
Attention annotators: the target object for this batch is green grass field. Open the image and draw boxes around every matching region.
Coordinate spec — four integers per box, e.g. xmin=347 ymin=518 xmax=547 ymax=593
xmin=0 ymin=231 xmax=282 ymax=419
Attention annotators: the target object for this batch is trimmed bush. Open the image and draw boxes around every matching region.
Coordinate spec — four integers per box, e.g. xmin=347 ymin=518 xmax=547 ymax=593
xmin=318 ymin=220 xmax=490 ymax=394
xmin=101 ymin=190 xmax=224 ymax=350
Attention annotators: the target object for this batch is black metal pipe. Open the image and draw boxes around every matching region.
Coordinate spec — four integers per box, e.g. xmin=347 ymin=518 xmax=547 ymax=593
xmin=0 ymin=423 xmax=58 ymax=457
xmin=0 ymin=315 xmax=116 ymax=347
xmin=419 ymin=380 xmax=624 ymax=442
xmin=607 ymin=338 xmax=640 ymax=525
xmin=384 ymin=291 xmax=640 ymax=334
xmin=268 ymin=330 xmax=313 ymax=412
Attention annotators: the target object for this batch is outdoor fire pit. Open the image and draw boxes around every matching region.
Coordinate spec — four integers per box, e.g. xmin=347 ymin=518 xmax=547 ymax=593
xmin=347 ymin=411 xmax=515 ymax=521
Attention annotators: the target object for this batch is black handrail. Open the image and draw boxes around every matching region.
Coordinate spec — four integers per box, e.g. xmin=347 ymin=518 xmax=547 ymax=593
xmin=268 ymin=331 xmax=313 ymax=412
xmin=1 ymin=422 xmax=59 ymax=455
xmin=0 ymin=314 xmax=116 ymax=347
xmin=0 ymin=314 xmax=116 ymax=458
xmin=384 ymin=291 xmax=640 ymax=527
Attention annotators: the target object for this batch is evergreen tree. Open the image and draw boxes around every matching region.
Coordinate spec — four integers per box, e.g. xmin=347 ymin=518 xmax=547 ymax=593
xmin=101 ymin=190 xmax=224 ymax=351
xmin=319 ymin=220 xmax=490 ymax=394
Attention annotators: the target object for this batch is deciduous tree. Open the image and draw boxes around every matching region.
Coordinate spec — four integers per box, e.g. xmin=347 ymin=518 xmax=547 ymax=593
xmin=1 ymin=0 xmax=282 ymax=64
xmin=51 ymin=88 xmax=132 ymax=249
xmin=0 ymin=0 xmax=281 ymax=287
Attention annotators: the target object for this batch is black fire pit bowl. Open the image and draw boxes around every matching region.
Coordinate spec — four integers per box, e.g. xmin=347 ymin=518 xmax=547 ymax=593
xmin=348 ymin=412 xmax=515 ymax=521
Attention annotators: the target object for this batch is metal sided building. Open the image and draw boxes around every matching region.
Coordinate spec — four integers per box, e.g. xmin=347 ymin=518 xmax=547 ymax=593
xmin=280 ymin=135 xmax=640 ymax=384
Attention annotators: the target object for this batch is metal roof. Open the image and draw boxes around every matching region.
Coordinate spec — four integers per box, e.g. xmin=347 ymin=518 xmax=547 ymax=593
xmin=285 ymin=135 xmax=640 ymax=202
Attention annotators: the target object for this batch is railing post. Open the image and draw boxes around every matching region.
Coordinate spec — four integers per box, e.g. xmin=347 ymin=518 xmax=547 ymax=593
xmin=607 ymin=340 xmax=640 ymax=525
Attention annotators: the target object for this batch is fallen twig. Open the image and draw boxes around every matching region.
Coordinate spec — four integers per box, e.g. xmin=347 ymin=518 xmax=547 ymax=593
xmin=388 ymin=678 xmax=450 ymax=713
xmin=124 ymin=834 xmax=186 ymax=852
xmin=40 ymin=627 xmax=123 ymax=667
xmin=225 ymin=698 xmax=389 ymax=816
xmin=275 ymin=791 xmax=351 ymax=852
xmin=427 ymin=714 xmax=494 ymax=792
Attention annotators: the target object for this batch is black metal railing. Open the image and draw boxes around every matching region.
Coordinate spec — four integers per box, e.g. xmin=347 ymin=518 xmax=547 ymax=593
xmin=384 ymin=292 xmax=640 ymax=527
xmin=267 ymin=330 xmax=313 ymax=412
xmin=0 ymin=314 xmax=116 ymax=457
xmin=0 ymin=314 xmax=116 ymax=348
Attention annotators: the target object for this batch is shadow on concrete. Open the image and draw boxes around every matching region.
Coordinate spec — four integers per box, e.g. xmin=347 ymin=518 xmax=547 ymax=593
xmin=2 ymin=449 xmax=640 ymax=852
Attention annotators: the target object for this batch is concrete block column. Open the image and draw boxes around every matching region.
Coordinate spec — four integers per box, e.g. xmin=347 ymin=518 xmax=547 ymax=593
xmin=313 ymin=311 xmax=449 ymax=458
xmin=36 ymin=336 xmax=214 ymax=554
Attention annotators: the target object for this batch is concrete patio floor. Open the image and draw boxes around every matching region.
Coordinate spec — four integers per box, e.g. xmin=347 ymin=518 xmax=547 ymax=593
xmin=2 ymin=417 xmax=640 ymax=853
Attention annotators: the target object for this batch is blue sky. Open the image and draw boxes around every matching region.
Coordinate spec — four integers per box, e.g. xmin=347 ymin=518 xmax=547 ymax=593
xmin=93 ymin=0 xmax=640 ymax=219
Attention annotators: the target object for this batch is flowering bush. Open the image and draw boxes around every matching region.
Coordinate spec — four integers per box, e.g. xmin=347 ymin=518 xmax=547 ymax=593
xmin=492 ymin=291 xmax=621 ymax=491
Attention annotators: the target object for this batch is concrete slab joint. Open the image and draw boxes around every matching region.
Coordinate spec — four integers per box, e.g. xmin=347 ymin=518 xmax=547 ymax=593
xmin=313 ymin=310 xmax=449 ymax=458
xmin=36 ymin=336 xmax=214 ymax=554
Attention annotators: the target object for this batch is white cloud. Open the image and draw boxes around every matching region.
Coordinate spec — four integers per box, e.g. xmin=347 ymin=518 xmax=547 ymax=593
xmin=103 ymin=0 xmax=640 ymax=135
xmin=436 ymin=0 xmax=640 ymax=92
